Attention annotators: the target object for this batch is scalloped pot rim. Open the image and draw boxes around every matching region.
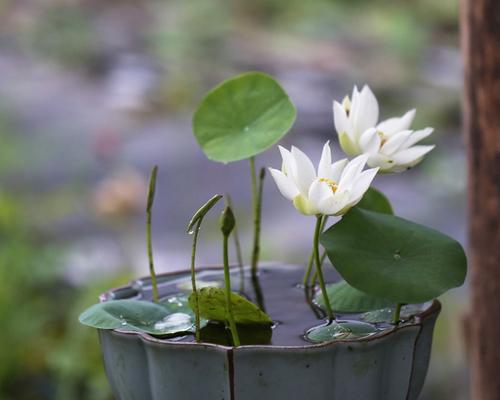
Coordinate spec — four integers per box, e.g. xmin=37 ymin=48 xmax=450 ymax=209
xmin=98 ymin=264 xmax=442 ymax=351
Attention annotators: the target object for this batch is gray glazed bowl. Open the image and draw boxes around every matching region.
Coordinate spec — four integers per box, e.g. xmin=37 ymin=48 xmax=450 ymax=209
xmin=97 ymin=267 xmax=440 ymax=400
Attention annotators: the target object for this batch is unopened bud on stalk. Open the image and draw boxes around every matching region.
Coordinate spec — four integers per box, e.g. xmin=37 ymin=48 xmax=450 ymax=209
xmin=220 ymin=206 xmax=235 ymax=236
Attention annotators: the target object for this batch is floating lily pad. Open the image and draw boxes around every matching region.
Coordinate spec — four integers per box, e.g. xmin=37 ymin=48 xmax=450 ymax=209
xmin=306 ymin=320 xmax=378 ymax=343
xmin=193 ymin=72 xmax=296 ymax=163
xmin=315 ymin=280 xmax=393 ymax=313
xmin=362 ymin=303 xmax=429 ymax=323
xmin=306 ymin=322 xmax=350 ymax=343
xmin=357 ymin=187 xmax=393 ymax=214
xmin=321 ymin=208 xmax=467 ymax=304
xmin=189 ymin=287 xmax=272 ymax=325
xmin=160 ymin=293 xmax=193 ymax=314
xmin=79 ymin=297 xmax=206 ymax=336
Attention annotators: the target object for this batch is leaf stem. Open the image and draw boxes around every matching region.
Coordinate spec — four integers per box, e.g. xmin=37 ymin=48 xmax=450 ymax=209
xmin=250 ymin=158 xmax=264 ymax=276
xmin=190 ymin=219 xmax=202 ymax=342
xmin=393 ymin=303 xmax=403 ymax=324
xmin=223 ymin=234 xmax=240 ymax=346
xmin=313 ymin=215 xmax=334 ymax=322
xmin=147 ymin=166 xmax=159 ymax=303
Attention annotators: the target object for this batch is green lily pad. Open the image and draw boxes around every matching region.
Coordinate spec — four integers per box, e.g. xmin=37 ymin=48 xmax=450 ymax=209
xmin=361 ymin=304 xmax=429 ymax=323
xmin=315 ymin=280 xmax=393 ymax=313
xmin=189 ymin=287 xmax=272 ymax=325
xmin=306 ymin=322 xmax=350 ymax=342
xmin=306 ymin=320 xmax=378 ymax=343
xmin=79 ymin=298 xmax=205 ymax=336
xmin=320 ymin=208 xmax=467 ymax=304
xmin=193 ymin=72 xmax=296 ymax=163
xmin=160 ymin=293 xmax=195 ymax=315
xmin=357 ymin=187 xmax=393 ymax=214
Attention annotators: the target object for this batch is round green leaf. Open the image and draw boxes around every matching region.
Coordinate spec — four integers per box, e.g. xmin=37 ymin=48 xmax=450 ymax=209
xmin=193 ymin=72 xmax=296 ymax=163
xmin=306 ymin=322 xmax=349 ymax=342
xmin=189 ymin=287 xmax=272 ymax=325
xmin=306 ymin=320 xmax=377 ymax=343
xmin=315 ymin=281 xmax=393 ymax=312
xmin=361 ymin=304 xmax=428 ymax=323
xmin=357 ymin=187 xmax=393 ymax=214
xmin=79 ymin=299 xmax=201 ymax=336
xmin=320 ymin=208 xmax=467 ymax=304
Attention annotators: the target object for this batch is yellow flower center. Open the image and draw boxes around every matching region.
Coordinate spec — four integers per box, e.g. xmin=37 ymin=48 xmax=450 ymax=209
xmin=319 ymin=178 xmax=338 ymax=193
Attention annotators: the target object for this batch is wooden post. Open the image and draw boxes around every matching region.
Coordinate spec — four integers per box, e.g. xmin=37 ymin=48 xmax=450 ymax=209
xmin=461 ymin=1 xmax=500 ymax=399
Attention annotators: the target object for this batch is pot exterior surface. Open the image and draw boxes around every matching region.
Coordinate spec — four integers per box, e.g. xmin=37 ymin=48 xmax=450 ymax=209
xmin=97 ymin=268 xmax=440 ymax=400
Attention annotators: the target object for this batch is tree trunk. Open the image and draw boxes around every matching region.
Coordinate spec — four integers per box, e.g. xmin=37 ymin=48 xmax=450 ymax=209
xmin=460 ymin=1 xmax=500 ymax=399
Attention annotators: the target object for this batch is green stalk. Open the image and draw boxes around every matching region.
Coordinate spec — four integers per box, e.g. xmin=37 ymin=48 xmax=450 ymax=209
xmin=225 ymin=193 xmax=244 ymax=291
xmin=302 ymin=251 xmax=315 ymax=287
xmin=310 ymin=250 xmax=328 ymax=287
xmin=223 ymin=234 xmax=240 ymax=346
xmin=147 ymin=166 xmax=159 ymax=303
xmin=186 ymin=194 xmax=224 ymax=342
xmin=303 ymin=216 xmax=329 ymax=286
xmin=313 ymin=215 xmax=334 ymax=322
xmin=250 ymin=158 xmax=265 ymax=276
xmin=393 ymin=303 xmax=403 ymax=324
xmin=190 ymin=219 xmax=202 ymax=342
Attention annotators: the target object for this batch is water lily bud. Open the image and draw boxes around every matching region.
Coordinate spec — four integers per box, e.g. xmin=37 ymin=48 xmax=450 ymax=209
xmin=147 ymin=166 xmax=158 ymax=213
xmin=219 ymin=206 xmax=235 ymax=236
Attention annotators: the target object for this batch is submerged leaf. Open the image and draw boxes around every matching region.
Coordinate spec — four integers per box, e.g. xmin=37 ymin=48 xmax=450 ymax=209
xmin=193 ymin=72 xmax=296 ymax=163
xmin=189 ymin=287 xmax=272 ymax=325
xmin=315 ymin=280 xmax=393 ymax=313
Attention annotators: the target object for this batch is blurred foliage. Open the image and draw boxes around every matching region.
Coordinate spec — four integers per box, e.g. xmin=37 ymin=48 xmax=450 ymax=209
xmin=0 ymin=193 xmax=130 ymax=399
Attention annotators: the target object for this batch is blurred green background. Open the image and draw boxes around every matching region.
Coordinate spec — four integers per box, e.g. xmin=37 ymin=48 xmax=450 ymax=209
xmin=0 ymin=0 xmax=468 ymax=399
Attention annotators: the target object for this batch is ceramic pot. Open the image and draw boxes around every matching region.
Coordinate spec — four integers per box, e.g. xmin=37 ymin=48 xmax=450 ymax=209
xmin=97 ymin=265 xmax=440 ymax=400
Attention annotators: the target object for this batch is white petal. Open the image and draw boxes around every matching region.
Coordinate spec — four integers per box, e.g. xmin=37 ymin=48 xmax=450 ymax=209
xmin=366 ymin=153 xmax=394 ymax=171
xmin=329 ymin=191 xmax=351 ymax=216
xmin=351 ymin=85 xmax=379 ymax=138
xmin=278 ymin=146 xmax=295 ymax=176
xmin=380 ymin=130 xmax=412 ymax=156
xmin=293 ymin=194 xmax=318 ymax=215
xmin=337 ymin=154 xmax=369 ymax=193
xmin=349 ymin=168 xmax=379 ymax=203
xmin=318 ymin=141 xmax=332 ymax=179
xmin=333 ymin=101 xmax=353 ymax=139
xmin=330 ymin=159 xmax=348 ymax=182
xmin=338 ymin=131 xmax=360 ymax=156
xmin=359 ymin=127 xmax=381 ymax=154
xmin=308 ymin=180 xmax=333 ymax=212
xmin=377 ymin=109 xmax=416 ymax=137
xmin=291 ymin=146 xmax=316 ymax=195
xmin=268 ymin=168 xmax=299 ymax=201
xmin=392 ymin=145 xmax=435 ymax=168
xmin=402 ymin=127 xmax=433 ymax=149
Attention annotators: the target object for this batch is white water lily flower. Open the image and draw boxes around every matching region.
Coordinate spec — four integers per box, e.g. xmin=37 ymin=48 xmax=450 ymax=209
xmin=333 ymin=85 xmax=435 ymax=173
xmin=269 ymin=142 xmax=379 ymax=216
